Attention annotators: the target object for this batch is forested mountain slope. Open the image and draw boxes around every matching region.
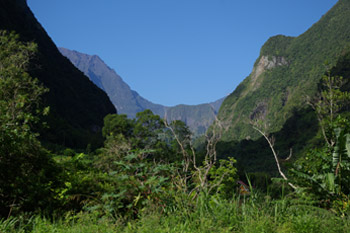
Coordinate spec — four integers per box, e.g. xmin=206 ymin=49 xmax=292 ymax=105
xmin=218 ymin=0 xmax=350 ymax=142
xmin=0 ymin=0 xmax=116 ymax=148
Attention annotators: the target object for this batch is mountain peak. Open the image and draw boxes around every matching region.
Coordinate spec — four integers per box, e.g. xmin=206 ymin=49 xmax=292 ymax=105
xmin=60 ymin=47 xmax=226 ymax=135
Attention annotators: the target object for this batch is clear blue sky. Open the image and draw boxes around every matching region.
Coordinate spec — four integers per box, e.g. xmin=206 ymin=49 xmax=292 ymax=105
xmin=27 ymin=0 xmax=338 ymax=106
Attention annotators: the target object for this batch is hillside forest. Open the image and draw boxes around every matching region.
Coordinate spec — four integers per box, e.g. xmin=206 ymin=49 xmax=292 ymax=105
xmin=1 ymin=0 xmax=350 ymax=232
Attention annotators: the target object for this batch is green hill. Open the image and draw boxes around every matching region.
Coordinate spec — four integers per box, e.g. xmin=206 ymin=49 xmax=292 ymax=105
xmin=0 ymin=0 xmax=116 ymax=149
xmin=214 ymin=0 xmax=350 ymax=174
xmin=218 ymin=0 xmax=350 ymax=142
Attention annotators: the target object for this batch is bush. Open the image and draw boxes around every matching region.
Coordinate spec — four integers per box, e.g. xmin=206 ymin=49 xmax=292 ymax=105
xmin=0 ymin=30 xmax=62 ymax=217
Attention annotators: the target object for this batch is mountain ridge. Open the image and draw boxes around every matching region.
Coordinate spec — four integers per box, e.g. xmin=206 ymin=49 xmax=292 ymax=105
xmin=58 ymin=47 xmax=167 ymax=118
xmin=59 ymin=47 xmax=224 ymax=135
xmin=218 ymin=0 xmax=350 ymax=142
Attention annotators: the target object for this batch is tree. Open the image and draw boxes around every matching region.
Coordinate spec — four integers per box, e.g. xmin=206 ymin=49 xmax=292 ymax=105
xmin=102 ymin=113 xmax=134 ymax=139
xmin=251 ymin=117 xmax=296 ymax=190
xmin=102 ymin=110 xmax=176 ymax=162
xmin=0 ymin=31 xmax=48 ymax=147
xmin=166 ymin=120 xmax=192 ymax=162
xmin=291 ymin=68 xmax=350 ymax=213
xmin=308 ymin=68 xmax=350 ymax=147
xmin=134 ymin=109 xmax=164 ymax=148
xmin=165 ymin=116 xmax=231 ymax=197
xmin=0 ymin=31 xmax=60 ymax=217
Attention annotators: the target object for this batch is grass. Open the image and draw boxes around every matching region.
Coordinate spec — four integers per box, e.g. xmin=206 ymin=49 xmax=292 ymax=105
xmin=2 ymin=192 xmax=350 ymax=233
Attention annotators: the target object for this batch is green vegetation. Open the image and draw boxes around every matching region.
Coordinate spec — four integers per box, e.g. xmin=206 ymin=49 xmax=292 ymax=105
xmin=1 ymin=34 xmax=350 ymax=230
xmin=219 ymin=0 xmax=350 ymax=142
xmin=2 ymin=193 xmax=350 ymax=233
xmin=289 ymin=68 xmax=350 ymax=214
xmin=0 ymin=30 xmax=62 ymax=217
xmin=2 ymin=1 xmax=350 ymax=232
xmin=217 ymin=0 xmax=350 ymax=176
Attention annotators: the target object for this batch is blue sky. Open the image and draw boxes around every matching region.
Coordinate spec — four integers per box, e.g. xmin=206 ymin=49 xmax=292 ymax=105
xmin=27 ymin=0 xmax=338 ymax=106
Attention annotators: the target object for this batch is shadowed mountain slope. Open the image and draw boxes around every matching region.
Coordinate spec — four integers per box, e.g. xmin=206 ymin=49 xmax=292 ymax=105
xmin=0 ymin=0 xmax=116 ymax=148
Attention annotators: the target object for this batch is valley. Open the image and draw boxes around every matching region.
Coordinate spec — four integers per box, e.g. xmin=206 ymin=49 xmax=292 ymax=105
xmin=59 ymin=47 xmax=224 ymax=135
xmin=1 ymin=0 xmax=350 ymax=232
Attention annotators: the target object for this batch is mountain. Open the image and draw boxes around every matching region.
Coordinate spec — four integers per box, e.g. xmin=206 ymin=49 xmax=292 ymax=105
xmin=59 ymin=48 xmax=225 ymax=135
xmin=165 ymin=98 xmax=224 ymax=135
xmin=58 ymin=48 xmax=166 ymax=118
xmin=0 ymin=0 xmax=116 ymax=148
xmin=218 ymin=0 xmax=350 ymax=142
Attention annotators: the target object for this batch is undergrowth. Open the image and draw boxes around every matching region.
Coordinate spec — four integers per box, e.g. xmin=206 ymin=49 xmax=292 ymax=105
xmin=2 ymin=191 xmax=350 ymax=233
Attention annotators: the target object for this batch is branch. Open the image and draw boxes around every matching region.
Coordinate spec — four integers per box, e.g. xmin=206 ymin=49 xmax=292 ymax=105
xmin=252 ymin=125 xmax=297 ymax=190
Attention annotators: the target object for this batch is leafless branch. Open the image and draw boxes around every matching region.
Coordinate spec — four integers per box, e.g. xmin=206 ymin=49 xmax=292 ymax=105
xmin=251 ymin=118 xmax=297 ymax=190
xmin=164 ymin=111 xmax=224 ymax=196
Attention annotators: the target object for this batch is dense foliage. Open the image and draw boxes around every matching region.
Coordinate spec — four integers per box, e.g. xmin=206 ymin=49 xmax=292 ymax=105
xmin=2 ymin=194 xmax=350 ymax=233
xmin=218 ymin=53 xmax=350 ymax=176
xmin=0 ymin=31 xmax=62 ymax=217
xmin=2 ymin=1 xmax=350 ymax=232
xmin=218 ymin=0 xmax=350 ymax=143
xmin=290 ymin=68 xmax=350 ymax=215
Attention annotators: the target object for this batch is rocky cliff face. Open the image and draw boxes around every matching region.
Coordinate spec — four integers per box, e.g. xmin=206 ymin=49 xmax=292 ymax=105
xmin=165 ymin=99 xmax=224 ymax=135
xmin=250 ymin=55 xmax=289 ymax=91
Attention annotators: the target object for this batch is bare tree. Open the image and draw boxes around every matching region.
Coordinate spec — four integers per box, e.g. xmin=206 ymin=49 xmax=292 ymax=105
xmin=190 ymin=116 xmax=222 ymax=195
xmin=163 ymin=118 xmax=192 ymax=191
xmin=164 ymin=111 xmax=227 ymax=197
xmin=250 ymin=116 xmax=297 ymax=190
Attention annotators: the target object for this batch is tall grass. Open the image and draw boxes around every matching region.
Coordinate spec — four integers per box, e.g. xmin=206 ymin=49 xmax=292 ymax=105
xmin=129 ymin=192 xmax=350 ymax=233
xmin=2 ymin=190 xmax=349 ymax=233
xmin=0 ymin=212 xmax=122 ymax=233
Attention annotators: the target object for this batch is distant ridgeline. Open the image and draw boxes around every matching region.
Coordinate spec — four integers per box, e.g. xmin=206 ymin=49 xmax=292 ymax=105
xmin=59 ymin=48 xmax=225 ymax=136
xmin=0 ymin=0 xmax=116 ymax=149
xmin=216 ymin=0 xmax=350 ymax=174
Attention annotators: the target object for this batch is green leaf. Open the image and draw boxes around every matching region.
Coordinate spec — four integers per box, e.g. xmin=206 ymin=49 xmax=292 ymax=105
xmin=345 ymin=133 xmax=350 ymax=159
xmin=325 ymin=173 xmax=335 ymax=193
